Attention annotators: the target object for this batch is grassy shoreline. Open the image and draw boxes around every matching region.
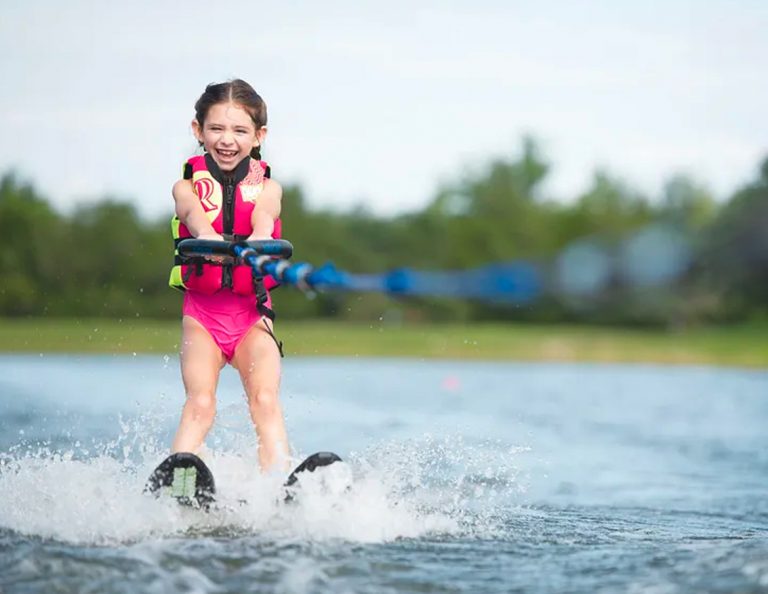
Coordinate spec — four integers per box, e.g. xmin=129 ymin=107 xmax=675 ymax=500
xmin=0 ymin=317 xmax=765 ymax=368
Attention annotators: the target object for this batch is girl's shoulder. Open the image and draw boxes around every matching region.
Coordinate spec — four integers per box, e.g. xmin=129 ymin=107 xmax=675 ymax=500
xmin=263 ymin=177 xmax=282 ymax=198
xmin=172 ymin=177 xmax=193 ymax=198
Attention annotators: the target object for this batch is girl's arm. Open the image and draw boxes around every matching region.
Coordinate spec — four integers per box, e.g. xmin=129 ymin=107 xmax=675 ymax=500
xmin=248 ymin=179 xmax=283 ymax=240
xmin=172 ymin=179 xmax=222 ymax=240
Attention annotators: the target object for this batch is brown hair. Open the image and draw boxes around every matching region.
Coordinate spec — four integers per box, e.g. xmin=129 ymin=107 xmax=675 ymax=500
xmin=194 ymin=79 xmax=267 ymax=159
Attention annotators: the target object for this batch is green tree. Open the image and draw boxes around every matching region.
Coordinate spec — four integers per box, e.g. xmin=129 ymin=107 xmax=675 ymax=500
xmin=701 ymin=158 xmax=768 ymax=316
xmin=660 ymin=174 xmax=716 ymax=230
xmin=567 ymin=170 xmax=653 ymax=240
xmin=0 ymin=173 xmax=61 ymax=314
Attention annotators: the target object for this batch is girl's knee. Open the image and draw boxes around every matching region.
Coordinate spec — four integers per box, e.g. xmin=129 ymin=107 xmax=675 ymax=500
xmin=186 ymin=391 xmax=217 ymax=421
xmin=248 ymin=388 xmax=280 ymax=416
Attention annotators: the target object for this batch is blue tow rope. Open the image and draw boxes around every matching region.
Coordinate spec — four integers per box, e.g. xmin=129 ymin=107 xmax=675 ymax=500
xmin=177 ymin=239 xmax=541 ymax=305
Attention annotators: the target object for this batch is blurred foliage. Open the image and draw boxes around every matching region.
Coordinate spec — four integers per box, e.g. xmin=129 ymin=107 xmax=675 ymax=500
xmin=1 ymin=139 xmax=766 ymax=326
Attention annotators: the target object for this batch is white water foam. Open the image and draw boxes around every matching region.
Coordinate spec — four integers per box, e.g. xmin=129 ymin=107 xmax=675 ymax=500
xmin=0 ymin=417 xmax=528 ymax=545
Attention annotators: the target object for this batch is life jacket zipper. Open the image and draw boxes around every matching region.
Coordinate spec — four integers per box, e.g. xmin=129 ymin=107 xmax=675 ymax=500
xmin=223 ymin=180 xmax=235 ymax=236
xmin=222 ymin=179 xmax=235 ymax=289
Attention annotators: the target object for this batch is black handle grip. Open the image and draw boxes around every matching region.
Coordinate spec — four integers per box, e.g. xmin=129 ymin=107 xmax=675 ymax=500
xmin=177 ymin=238 xmax=293 ymax=259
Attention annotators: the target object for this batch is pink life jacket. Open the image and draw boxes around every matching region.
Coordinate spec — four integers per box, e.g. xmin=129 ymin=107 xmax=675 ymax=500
xmin=169 ymin=153 xmax=281 ymax=297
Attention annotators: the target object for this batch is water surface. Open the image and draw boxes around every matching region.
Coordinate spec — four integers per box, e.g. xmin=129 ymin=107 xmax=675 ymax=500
xmin=1 ymin=355 xmax=767 ymax=593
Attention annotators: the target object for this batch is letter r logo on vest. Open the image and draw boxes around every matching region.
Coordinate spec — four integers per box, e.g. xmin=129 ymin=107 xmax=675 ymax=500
xmin=196 ymin=178 xmax=216 ymax=210
xmin=193 ymin=173 xmax=222 ymax=221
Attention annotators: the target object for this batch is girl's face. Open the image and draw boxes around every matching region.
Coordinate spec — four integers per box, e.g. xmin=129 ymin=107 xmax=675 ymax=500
xmin=192 ymin=102 xmax=266 ymax=172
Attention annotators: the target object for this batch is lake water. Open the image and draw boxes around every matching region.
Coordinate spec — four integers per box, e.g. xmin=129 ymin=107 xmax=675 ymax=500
xmin=0 ymin=354 xmax=767 ymax=593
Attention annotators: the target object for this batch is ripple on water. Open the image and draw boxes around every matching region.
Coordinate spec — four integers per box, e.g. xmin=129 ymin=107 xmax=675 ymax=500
xmin=1 ymin=356 xmax=767 ymax=593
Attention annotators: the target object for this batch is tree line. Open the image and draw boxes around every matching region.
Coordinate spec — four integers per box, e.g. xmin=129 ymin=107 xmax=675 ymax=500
xmin=1 ymin=139 xmax=766 ymax=326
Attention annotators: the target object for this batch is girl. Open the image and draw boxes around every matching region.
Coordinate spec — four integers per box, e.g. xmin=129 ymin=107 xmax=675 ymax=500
xmin=169 ymin=79 xmax=289 ymax=473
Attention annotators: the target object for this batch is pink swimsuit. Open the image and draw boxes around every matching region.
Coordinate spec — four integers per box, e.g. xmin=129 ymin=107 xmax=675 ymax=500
xmin=183 ymin=289 xmax=272 ymax=361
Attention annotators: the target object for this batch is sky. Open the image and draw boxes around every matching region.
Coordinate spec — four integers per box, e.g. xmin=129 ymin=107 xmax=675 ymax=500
xmin=1 ymin=0 xmax=766 ymax=220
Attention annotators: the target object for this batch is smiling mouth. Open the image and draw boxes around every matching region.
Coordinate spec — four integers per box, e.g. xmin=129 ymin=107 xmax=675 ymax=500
xmin=216 ymin=149 xmax=238 ymax=159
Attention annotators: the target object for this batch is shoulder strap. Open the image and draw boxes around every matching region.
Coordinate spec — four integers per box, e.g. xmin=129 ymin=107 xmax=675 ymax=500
xmin=183 ymin=155 xmax=207 ymax=179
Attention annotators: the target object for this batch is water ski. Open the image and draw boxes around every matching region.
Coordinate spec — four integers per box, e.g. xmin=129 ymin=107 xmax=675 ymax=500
xmin=144 ymin=452 xmax=216 ymax=510
xmin=283 ymin=451 xmax=343 ymax=502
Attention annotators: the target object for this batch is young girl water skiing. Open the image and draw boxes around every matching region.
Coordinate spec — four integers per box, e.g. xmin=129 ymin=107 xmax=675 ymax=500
xmin=168 ymin=79 xmax=289 ymax=473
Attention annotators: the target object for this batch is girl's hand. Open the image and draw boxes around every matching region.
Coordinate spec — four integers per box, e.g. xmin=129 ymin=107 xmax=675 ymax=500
xmin=197 ymin=232 xmax=224 ymax=242
xmin=195 ymin=232 xmax=227 ymax=262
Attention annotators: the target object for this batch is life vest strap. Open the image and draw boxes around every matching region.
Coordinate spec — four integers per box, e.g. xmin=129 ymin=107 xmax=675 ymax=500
xmin=260 ymin=317 xmax=284 ymax=358
xmin=253 ymin=276 xmax=283 ymax=357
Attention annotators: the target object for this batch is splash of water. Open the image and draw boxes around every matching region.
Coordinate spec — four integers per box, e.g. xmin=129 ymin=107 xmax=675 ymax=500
xmin=0 ymin=415 xmax=529 ymax=545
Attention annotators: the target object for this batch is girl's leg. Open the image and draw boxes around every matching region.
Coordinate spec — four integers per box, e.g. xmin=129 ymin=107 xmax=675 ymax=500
xmin=231 ymin=320 xmax=289 ymax=472
xmin=171 ymin=316 xmax=226 ymax=453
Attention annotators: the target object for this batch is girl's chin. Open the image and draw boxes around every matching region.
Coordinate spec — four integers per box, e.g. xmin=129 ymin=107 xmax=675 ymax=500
xmin=211 ymin=154 xmax=240 ymax=171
